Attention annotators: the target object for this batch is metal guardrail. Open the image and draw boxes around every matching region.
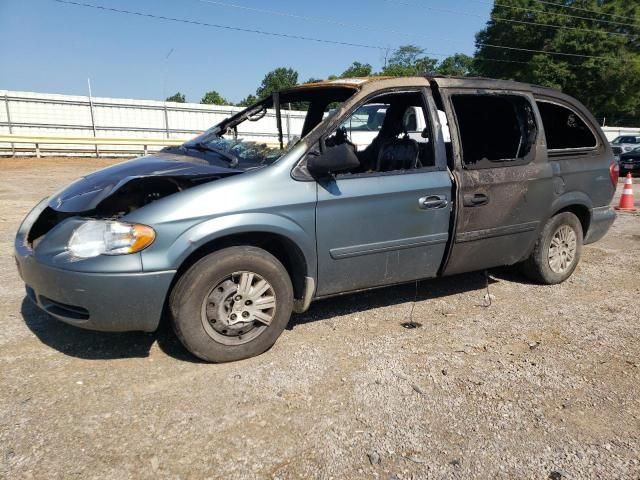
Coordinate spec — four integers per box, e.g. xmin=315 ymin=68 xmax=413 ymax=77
xmin=0 ymin=133 xmax=283 ymax=157
xmin=0 ymin=134 xmax=184 ymax=157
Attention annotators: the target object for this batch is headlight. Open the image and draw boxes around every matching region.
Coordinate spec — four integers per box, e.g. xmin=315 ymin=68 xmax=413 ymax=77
xmin=624 ymin=146 xmax=633 ymax=151
xmin=68 ymin=220 xmax=155 ymax=258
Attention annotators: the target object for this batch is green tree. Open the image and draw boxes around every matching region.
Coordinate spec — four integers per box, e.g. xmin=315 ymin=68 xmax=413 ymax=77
xmin=237 ymin=94 xmax=258 ymax=107
xmin=256 ymin=67 xmax=299 ymax=99
xmin=340 ymin=61 xmax=373 ymax=78
xmin=200 ymin=90 xmax=229 ymax=105
xmin=437 ymin=53 xmax=475 ymax=77
xmin=474 ymin=0 xmax=640 ymax=126
xmin=381 ymin=45 xmax=438 ymax=76
xmin=165 ymin=92 xmax=186 ymax=103
xmin=304 ymin=77 xmax=324 ymax=84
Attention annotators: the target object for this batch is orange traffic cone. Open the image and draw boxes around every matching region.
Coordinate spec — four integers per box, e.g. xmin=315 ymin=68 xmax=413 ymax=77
xmin=615 ymin=173 xmax=637 ymax=212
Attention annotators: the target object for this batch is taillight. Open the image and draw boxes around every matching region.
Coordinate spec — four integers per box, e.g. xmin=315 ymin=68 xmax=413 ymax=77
xmin=610 ymin=161 xmax=619 ymax=188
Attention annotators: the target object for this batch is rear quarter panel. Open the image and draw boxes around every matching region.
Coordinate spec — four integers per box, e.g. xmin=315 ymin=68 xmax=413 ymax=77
xmin=533 ymin=87 xmax=616 ymax=211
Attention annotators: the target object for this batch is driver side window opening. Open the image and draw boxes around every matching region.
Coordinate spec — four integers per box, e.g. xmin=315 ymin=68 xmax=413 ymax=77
xmin=451 ymin=94 xmax=537 ymax=169
xmin=326 ymin=90 xmax=436 ymax=175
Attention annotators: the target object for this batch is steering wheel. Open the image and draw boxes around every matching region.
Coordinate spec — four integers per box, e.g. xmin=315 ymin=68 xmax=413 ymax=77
xmin=334 ymin=126 xmax=349 ymax=145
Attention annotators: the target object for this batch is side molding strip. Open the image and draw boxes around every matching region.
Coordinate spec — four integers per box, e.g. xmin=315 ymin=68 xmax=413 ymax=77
xmin=455 ymin=221 xmax=539 ymax=243
xmin=329 ymin=233 xmax=449 ymax=260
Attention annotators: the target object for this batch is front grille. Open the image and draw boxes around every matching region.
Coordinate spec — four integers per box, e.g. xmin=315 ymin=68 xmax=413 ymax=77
xmin=612 ymin=146 xmax=622 ymax=155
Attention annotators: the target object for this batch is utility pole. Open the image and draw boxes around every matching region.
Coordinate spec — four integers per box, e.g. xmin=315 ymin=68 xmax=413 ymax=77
xmin=87 ymin=77 xmax=99 ymax=157
xmin=162 ymin=48 xmax=174 ymax=140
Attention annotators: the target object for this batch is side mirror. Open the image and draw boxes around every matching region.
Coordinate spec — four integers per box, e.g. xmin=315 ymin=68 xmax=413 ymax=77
xmin=307 ymin=142 xmax=360 ymax=178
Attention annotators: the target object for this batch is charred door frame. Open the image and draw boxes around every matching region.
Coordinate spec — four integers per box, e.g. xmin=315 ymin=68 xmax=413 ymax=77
xmin=436 ymin=85 xmax=554 ymax=275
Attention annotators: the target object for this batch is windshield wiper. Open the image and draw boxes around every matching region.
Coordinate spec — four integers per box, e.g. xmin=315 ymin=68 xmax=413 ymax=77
xmin=183 ymin=142 xmax=239 ymax=167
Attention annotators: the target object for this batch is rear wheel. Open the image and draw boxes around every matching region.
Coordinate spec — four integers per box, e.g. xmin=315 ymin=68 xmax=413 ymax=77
xmin=521 ymin=212 xmax=583 ymax=285
xmin=170 ymin=246 xmax=293 ymax=362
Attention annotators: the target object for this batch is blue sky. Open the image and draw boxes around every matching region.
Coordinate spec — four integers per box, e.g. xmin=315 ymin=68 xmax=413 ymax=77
xmin=0 ymin=0 xmax=491 ymax=103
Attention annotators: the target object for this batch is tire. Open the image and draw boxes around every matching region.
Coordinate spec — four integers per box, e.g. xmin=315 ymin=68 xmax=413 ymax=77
xmin=169 ymin=246 xmax=293 ymax=362
xmin=521 ymin=212 xmax=583 ymax=285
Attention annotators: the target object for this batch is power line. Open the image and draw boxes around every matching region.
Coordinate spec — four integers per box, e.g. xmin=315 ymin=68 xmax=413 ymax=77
xmin=53 ymin=0 xmax=626 ymax=64
xmin=192 ymin=0 xmax=627 ymax=61
xmin=479 ymin=43 xmax=614 ymax=60
xmin=382 ymin=0 xmax=637 ymax=39
xmin=55 ymin=0 xmax=456 ymax=59
xmin=195 ymin=0 xmax=455 ymax=44
xmin=527 ymin=0 xmax=640 ymax=24
xmin=52 ymin=0 xmax=385 ymax=50
xmin=465 ymin=0 xmax=640 ymax=30
xmin=193 ymin=0 xmax=469 ymax=47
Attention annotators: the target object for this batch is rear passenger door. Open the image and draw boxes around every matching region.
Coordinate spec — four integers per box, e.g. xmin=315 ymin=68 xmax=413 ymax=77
xmin=439 ymin=88 xmax=554 ymax=275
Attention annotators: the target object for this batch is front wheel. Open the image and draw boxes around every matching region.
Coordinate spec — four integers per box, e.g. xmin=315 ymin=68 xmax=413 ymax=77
xmin=521 ymin=212 xmax=583 ymax=285
xmin=169 ymin=246 xmax=293 ymax=362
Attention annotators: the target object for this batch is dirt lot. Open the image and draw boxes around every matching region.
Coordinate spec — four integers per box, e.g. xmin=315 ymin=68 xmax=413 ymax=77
xmin=1 ymin=157 xmax=639 ymax=480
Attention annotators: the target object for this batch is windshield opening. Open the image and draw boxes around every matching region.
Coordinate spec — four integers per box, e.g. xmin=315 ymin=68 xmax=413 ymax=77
xmin=181 ymin=86 xmax=357 ymax=169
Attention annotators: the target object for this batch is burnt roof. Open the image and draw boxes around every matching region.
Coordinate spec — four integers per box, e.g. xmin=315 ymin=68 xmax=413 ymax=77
xmin=285 ymin=75 xmax=556 ymax=94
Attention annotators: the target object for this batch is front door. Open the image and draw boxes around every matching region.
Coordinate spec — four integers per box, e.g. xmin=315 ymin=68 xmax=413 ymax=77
xmin=439 ymin=88 xmax=554 ymax=275
xmin=314 ymin=89 xmax=452 ymax=297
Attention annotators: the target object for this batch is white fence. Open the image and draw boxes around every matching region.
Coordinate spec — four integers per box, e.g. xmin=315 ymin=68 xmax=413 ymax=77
xmin=0 ymin=89 xmax=306 ymax=156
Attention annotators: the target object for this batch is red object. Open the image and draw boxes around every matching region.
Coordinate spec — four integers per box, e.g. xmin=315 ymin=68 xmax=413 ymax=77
xmin=615 ymin=173 xmax=637 ymax=212
xmin=610 ymin=161 xmax=619 ymax=188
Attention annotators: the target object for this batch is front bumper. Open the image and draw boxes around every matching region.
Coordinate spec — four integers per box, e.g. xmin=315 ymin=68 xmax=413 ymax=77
xmin=14 ymin=198 xmax=176 ymax=332
xmin=15 ymin=251 xmax=175 ymax=333
xmin=584 ymin=205 xmax=616 ymax=245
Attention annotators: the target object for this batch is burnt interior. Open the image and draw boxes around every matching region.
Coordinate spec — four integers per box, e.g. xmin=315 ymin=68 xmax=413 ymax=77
xmin=319 ymin=90 xmax=437 ymax=175
xmin=451 ymin=94 xmax=537 ymax=168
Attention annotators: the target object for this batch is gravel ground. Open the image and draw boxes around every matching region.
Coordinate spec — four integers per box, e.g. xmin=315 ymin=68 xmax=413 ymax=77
xmin=0 ymin=157 xmax=639 ymax=480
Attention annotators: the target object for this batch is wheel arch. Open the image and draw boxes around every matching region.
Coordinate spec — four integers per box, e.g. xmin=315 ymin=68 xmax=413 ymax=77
xmin=157 ymin=212 xmax=315 ymax=300
xmin=549 ymin=193 xmax=593 ymax=237
xmin=173 ymin=231 xmax=310 ymax=302
xmin=555 ymin=204 xmax=591 ymax=237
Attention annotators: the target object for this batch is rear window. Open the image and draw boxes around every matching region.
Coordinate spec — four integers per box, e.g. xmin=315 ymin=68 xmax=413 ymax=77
xmin=536 ymin=101 xmax=597 ymax=150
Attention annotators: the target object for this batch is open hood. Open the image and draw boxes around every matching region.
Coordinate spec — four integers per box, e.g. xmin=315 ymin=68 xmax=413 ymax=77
xmin=48 ymin=151 xmax=241 ymax=213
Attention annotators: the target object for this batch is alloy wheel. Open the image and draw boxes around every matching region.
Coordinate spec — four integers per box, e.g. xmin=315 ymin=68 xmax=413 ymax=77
xmin=548 ymin=225 xmax=577 ymax=274
xmin=200 ymin=271 xmax=277 ymax=345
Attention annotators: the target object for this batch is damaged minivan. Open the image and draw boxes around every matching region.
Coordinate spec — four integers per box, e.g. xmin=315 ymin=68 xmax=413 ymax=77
xmin=15 ymin=76 xmax=618 ymax=362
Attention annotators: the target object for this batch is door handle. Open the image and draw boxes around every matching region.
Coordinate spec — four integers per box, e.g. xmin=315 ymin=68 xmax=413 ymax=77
xmin=463 ymin=193 xmax=489 ymax=207
xmin=419 ymin=195 xmax=448 ymax=209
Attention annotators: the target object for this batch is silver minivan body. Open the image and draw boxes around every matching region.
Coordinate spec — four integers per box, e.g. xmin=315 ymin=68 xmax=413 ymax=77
xmin=14 ymin=76 xmax=616 ymax=338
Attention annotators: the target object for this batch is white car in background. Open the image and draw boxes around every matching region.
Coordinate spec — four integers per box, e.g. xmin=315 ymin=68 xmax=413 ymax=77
xmin=610 ymin=135 xmax=640 ymax=162
xmin=341 ymin=104 xmax=450 ymax=151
